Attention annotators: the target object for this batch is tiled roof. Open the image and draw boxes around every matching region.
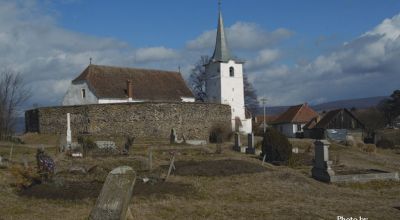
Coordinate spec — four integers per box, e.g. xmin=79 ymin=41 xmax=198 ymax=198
xmin=271 ymin=103 xmax=319 ymax=124
xmin=72 ymin=64 xmax=194 ymax=101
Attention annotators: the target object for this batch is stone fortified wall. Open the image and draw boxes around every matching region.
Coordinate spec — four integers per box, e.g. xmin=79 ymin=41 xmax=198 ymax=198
xmin=25 ymin=102 xmax=231 ymax=140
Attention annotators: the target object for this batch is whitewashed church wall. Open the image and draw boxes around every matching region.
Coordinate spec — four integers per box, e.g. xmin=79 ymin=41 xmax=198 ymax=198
xmin=62 ymin=82 xmax=98 ymax=106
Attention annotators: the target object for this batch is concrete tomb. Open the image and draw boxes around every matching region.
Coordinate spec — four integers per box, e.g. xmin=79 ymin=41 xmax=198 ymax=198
xmin=89 ymin=166 xmax=136 ymax=220
xmin=311 ymin=140 xmax=335 ymax=182
xmin=311 ymin=140 xmax=400 ymax=183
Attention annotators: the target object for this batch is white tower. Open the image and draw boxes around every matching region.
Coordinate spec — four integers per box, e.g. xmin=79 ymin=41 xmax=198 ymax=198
xmin=205 ymin=6 xmax=252 ymax=133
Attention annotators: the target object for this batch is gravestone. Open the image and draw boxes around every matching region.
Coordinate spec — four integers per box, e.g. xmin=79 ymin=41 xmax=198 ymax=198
xmin=311 ymin=140 xmax=335 ymax=182
xmin=170 ymin=129 xmax=177 ymax=144
xmin=89 ymin=166 xmax=136 ymax=220
xmin=233 ymin=133 xmax=241 ymax=152
xmin=245 ymin=133 xmax=255 ymax=154
xmin=122 ymin=137 xmax=134 ymax=155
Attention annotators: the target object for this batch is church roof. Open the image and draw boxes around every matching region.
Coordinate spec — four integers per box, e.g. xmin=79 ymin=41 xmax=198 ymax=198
xmin=72 ymin=64 xmax=194 ymax=101
xmin=211 ymin=11 xmax=232 ymax=62
xmin=271 ymin=103 xmax=319 ymax=124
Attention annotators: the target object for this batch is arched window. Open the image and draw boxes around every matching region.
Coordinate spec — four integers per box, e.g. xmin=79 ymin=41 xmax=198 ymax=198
xmin=229 ymin=67 xmax=234 ymax=77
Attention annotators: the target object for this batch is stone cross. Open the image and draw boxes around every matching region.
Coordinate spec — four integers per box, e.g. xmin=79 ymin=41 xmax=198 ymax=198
xmin=246 ymin=133 xmax=255 ymax=154
xmin=311 ymin=140 xmax=335 ymax=182
xmin=66 ymin=113 xmax=72 ymax=149
xmin=89 ymin=166 xmax=137 ymax=220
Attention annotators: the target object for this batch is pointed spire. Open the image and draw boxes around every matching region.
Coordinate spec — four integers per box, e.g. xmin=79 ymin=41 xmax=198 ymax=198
xmin=212 ymin=1 xmax=231 ymax=62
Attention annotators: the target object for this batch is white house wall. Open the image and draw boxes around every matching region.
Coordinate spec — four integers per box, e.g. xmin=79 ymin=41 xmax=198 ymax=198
xmin=62 ymin=81 xmax=98 ymax=106
xmin=276 ymin=123 xmax=306 ymax=137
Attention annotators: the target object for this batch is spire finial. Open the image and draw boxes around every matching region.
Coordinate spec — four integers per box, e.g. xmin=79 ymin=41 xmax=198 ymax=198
xmin=89 ymin=57 xmax=92 ymax=65
xmin=218 ymin=0 xmax=221 ymax=12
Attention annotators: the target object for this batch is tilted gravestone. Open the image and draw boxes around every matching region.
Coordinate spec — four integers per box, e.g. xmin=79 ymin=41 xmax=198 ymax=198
xmin=311 ymin=140 xmax=335 ymax=182
xmin=233 ymin=133 xmax=241 ymax=152
xmin=246 ymin=133 xmax=255 ymax=154
xmin=89 ymin=166 xmax=137 ymax=220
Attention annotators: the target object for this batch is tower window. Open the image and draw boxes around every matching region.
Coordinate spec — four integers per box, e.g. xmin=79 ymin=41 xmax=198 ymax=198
xmin=81 ymin=89 xmax=86 ymax=98
xmin=229 ymin=67 xmax=234 ymax=77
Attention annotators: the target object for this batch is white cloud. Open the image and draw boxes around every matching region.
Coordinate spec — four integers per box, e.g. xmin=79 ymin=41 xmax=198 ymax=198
xmin=247 ymin=49 xmax=280 ymax=70
xmin=186 ymin=22 xmax=292 ymax=50
xmin=135 ymin=47 xmax=179 ymax=63
xmin=252 ymin=13 xmax=400 ymax=106
xmin=0 ymin=1 xmax=180 ymax=107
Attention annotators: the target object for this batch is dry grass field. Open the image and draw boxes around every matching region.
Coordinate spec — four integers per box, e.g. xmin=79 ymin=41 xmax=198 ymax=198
xmin=0 ymin=134 xmax=400 ymax=219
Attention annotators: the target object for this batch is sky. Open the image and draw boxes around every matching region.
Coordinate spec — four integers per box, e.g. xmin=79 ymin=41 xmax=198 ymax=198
xmin=1 ymin=0 xmax=400 ymax=109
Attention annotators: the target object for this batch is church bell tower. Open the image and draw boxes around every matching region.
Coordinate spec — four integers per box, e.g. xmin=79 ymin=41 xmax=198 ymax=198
xmin=205 ymin=4 xmax=252 ymax=133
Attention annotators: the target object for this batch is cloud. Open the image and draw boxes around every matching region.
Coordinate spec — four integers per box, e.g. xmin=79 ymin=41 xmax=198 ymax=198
xmin=252 ymin=13 xmax=400 ymax=106
xmin=247 ymin=49 xmax=280 ymax=70
xmin=0 ymin=1 xmax=180 ymax=107
xmin=186 ymin=22 xmax=292 ymax=51
xmin=134 ymin=47 xmax=179 ymax=63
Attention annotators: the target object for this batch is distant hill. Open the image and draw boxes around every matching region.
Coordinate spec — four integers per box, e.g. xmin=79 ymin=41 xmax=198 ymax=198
xmin=263 ymin=96 xmax=387 ymax=116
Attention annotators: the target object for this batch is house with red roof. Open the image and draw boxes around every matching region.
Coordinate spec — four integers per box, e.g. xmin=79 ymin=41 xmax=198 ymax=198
xmin=270 ymin=103 xmax=319 ymax=137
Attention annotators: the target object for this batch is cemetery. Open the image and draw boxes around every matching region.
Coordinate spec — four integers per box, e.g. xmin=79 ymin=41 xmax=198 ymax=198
xmin=0 ymin=128 xmax=400 ymax=219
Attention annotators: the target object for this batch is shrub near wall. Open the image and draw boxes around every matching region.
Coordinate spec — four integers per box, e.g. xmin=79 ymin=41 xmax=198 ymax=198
xmin=25 ymin=102 xmax=231 ymax=141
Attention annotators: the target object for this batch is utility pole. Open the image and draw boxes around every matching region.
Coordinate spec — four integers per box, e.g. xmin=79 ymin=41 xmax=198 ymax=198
xmin=260 ymin=97 xmax=268 ymax=133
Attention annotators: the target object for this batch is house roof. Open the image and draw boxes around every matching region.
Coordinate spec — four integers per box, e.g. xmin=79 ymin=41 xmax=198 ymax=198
xmin=312 ymin=108 xmax=365 ymax=129
xmin=271 ymin=103 xmax=319 ymax=124
xmin=72 ymin=64 xmax=194 ymax=101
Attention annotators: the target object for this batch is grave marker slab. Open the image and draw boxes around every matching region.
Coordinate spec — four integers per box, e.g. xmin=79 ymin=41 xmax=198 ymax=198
xmin=246 ymin=133 xmax=255 ymax=154
xmin=233 ymin=133 xmax=241 ymax=152
xmin=89 ymin=166 xmax=136 ymax=220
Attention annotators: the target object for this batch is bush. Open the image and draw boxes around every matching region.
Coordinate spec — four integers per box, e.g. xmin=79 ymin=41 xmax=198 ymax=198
xmin=261 ymin=128 xmax=292 ymax=162
xmin=376 ymin=138 xmax=395 ymax=149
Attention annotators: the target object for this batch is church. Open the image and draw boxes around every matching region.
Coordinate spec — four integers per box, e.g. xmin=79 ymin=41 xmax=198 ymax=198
xmin=61 ymin=5 xmax=252 ymax=133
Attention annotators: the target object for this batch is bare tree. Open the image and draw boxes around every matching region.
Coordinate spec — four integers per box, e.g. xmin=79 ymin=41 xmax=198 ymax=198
xmin=243 ymin=74 xmax=259 ymax=116
xmin=189 ymin=56 xmax=210 ymax=101
xmin=0 ymin=70 xmax=31 ymax=140
xmin=379 ymin=89 xmax=400 ymax=126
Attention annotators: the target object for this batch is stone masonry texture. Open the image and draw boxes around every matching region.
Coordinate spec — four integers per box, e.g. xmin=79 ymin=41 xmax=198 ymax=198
xmin=25 ymin=102 xmax=231 ymax=140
